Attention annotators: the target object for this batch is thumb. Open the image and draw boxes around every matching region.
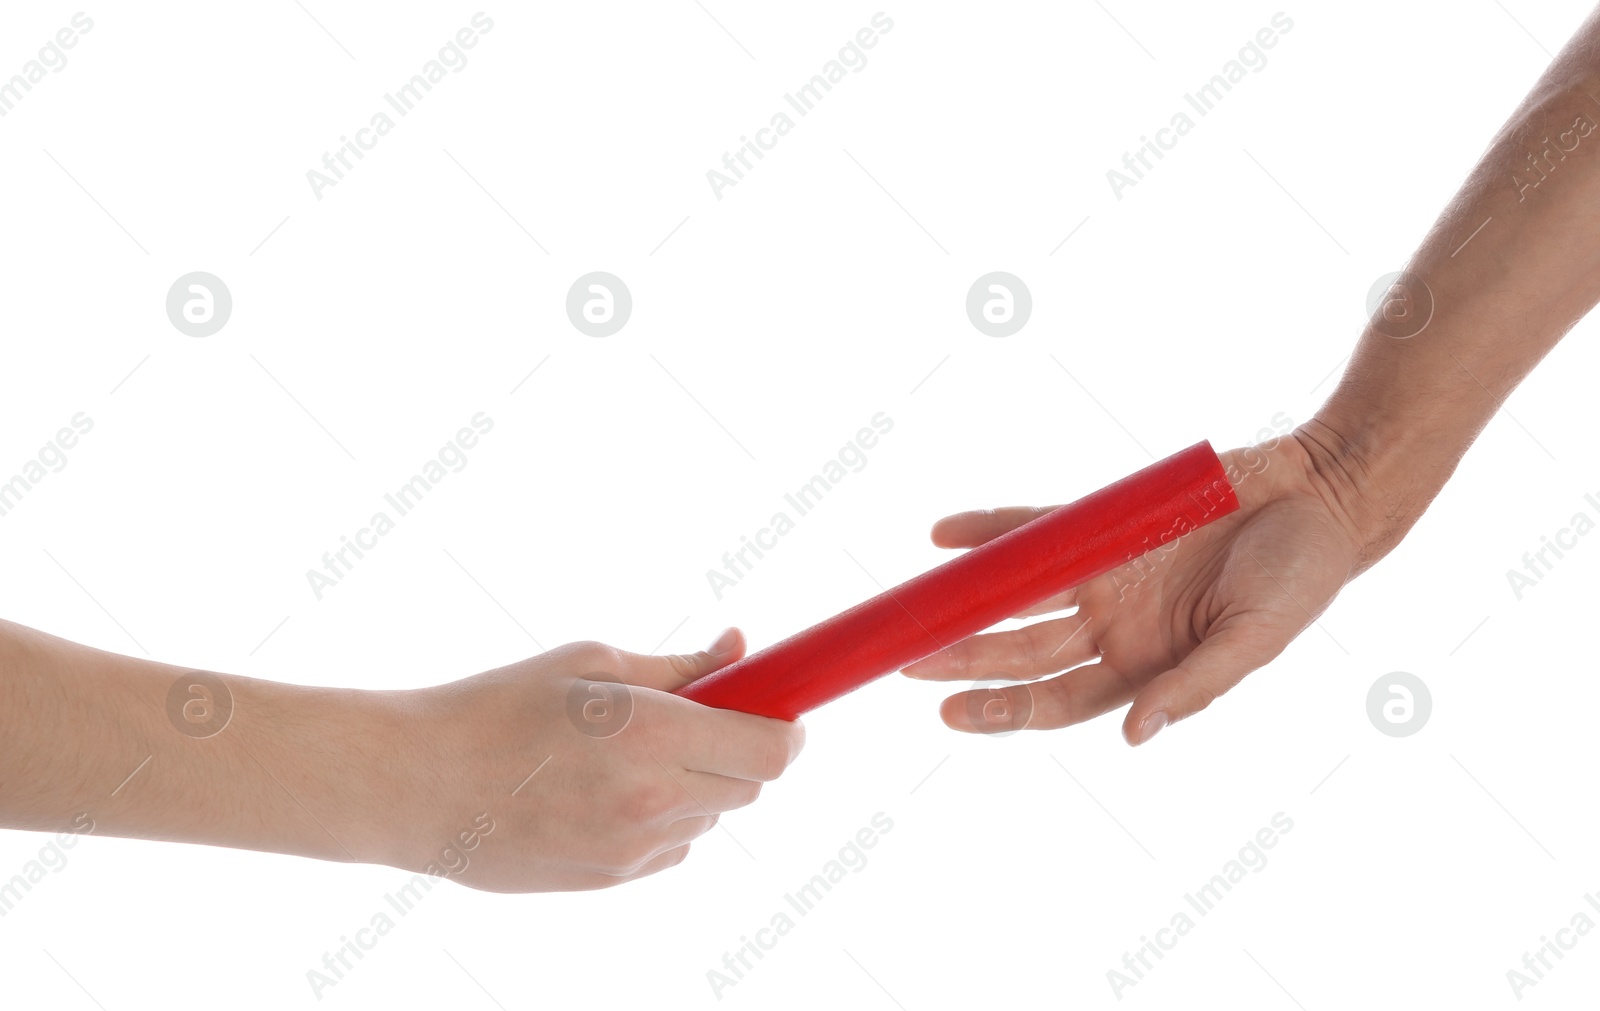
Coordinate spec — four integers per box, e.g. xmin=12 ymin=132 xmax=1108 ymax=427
xmin=618 ymin=627 xmax=746 ymax=692
xmin=1120 ymin=623 xmax=1284 ymax=746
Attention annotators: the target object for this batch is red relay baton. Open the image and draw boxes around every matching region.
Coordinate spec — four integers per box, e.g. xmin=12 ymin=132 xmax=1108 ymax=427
xmin=677 ymin=441 xmax=1239 ymax=720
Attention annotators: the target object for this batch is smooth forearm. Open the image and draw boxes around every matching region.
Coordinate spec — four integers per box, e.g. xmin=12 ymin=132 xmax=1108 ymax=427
xmin=1311 ymin=10 xmax=1600 ymax=563
xmin=1 ymin=620 xmax=805 ymax=892
xmin=0 ymin=619 xmax=411 ymax=864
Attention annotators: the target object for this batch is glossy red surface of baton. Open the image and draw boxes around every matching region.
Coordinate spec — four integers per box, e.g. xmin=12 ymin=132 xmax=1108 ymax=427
xmin=677 ymin=441 xmax=1238 ymax=720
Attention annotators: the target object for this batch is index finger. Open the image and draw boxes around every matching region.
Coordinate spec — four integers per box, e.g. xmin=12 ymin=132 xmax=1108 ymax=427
xmin=932 ymin=506 xmax=1060 ymax=548
xmin=649 ymin=692 xmax=807 ymax=781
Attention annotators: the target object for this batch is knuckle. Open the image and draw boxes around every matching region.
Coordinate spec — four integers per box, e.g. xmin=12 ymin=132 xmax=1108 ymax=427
xmin=735 ymin=781 xmax=763 ymax=808
xmin=598 ymin=832 xmax=663 ymax=876
xmin=664 ymin=652 xmax=702 ymax=683
xmin=1021 ymin=626 xmax=1047 ymax=673
xmin=747 ymin=720 xmax=804 ymax=781
xmin=618 ymin=782 xmax=676 ymax=824
xmin=1035 ymin=676 xmax=1073 ymax=717
xmin=757 ymin=736 xmax=790 ymax=781
xmin=716 ymin=779 xmax=762 ymax=812
xmin=567 ymin=640 xmax=621 ymax=674
xmin=600 ymin=847 xmax=649 ymax=877
xmin=626 ymin=843 xmax=662 ymax=875
xmin=1013 ymin=682 xmax=1041 ymax=727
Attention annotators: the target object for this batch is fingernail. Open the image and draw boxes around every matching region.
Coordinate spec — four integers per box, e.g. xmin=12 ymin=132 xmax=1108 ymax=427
xmin=708 ymin=627 xmax=739 ymax=656
xmin=1135 ymin=712 xmax=1168 ymax=745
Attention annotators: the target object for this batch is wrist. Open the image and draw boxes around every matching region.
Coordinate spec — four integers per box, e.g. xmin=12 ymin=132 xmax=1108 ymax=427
xmin=235 ymin=680 xmax=419 ymax=869
xmin=1294 ymin=407 xmax=1457 ymax=570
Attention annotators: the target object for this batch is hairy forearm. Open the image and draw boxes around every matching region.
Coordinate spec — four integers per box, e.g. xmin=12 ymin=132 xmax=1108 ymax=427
xmin=0 ymin=619 xmax=410 ymax=864
xmin=1309 ymin=7 xmax=1600 ymax=562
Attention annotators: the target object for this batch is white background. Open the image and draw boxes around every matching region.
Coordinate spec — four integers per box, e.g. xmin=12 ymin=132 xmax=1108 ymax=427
xmin=2 ymin=1 xmax=1598 ymax=1007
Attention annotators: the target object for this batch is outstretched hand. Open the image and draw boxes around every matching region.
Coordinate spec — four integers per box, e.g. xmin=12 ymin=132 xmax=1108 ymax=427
xmin=902 ymin=433 xmax=1366 ymax=744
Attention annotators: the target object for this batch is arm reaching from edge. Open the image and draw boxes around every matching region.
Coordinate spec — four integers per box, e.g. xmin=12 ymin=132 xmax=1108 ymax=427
xmin=904 ymin=6 xmax=1600 ymax=743
xmin=0 ymin=619 xmax=802 ymax=891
